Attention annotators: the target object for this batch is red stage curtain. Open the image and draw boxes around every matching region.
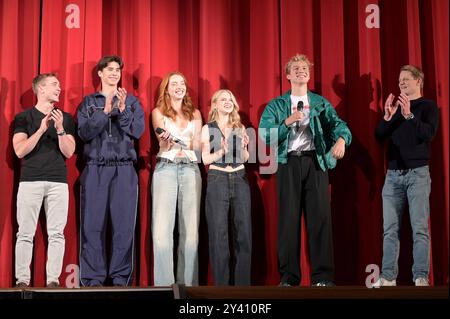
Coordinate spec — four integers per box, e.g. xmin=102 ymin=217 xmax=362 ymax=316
xmin=0 ymin=0 xmax=40 ymax=286
xmin=0 ymin=0 xmax=448 ymax=287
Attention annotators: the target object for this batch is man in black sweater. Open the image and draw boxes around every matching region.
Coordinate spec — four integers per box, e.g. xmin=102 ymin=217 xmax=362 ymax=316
xmin=374 ymin=65 xmax=439 ymax=287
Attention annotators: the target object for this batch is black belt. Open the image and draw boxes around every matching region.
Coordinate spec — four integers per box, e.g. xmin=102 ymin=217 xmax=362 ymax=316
xmin=391 ymin=168 xmax=413 ymax=175
xmin=288 ymin=150 xmax=316 ymax=157
xmin=87 ymin=160 xmax=134 ymax=166
xmin=157 ymin=157 xmax=195 ymax=164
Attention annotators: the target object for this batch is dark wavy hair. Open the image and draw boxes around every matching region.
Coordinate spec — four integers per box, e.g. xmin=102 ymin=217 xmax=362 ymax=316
xmin=96 ymin=55 xmax=124 ymax=72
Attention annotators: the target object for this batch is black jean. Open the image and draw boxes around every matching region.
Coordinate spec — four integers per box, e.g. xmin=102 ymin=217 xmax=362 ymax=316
xmin=276 ymin=153 xmax=334 ymax=285
xmin=205 ymin=168 xmax=252 ymax=285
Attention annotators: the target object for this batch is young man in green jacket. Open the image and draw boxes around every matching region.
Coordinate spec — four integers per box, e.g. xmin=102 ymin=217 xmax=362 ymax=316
xmin=259 ymin=54 xmax=352 ymax=286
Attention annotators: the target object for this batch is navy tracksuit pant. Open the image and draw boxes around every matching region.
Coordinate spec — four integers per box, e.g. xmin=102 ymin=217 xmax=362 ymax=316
xmin=79 ymin=164 xmax=138 ymax=286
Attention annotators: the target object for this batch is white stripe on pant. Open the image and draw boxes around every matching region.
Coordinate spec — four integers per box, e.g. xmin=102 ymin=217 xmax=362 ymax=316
xmin=15 ymin=181 xmax=68 ymax=285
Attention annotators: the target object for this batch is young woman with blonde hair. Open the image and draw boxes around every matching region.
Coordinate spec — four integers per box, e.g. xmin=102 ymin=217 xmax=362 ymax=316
xmin=201 ymin=89 xmax=251 ymax=285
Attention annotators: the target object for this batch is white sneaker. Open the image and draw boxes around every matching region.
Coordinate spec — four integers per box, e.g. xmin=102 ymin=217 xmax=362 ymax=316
xmin=415 ymin=277 xmax=429 ymax=286
xmin=373 ymin=277 xmax=397 ymax=288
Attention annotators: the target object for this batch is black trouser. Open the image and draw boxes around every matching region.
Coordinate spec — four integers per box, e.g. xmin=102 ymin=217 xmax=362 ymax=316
xmin=205 ymin=168 xmax=252 ymax=285
xmin=276 ymin=153 xmax=334 ymax=285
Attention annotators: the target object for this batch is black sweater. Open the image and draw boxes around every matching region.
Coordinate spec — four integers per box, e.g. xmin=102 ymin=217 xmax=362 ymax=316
xmin=375 ymin=97 xmax=439 ymax=169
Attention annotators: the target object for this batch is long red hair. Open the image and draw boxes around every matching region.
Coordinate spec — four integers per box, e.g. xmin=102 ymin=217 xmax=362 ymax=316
xmin=155 ymin=71 xmax=196 ymax=120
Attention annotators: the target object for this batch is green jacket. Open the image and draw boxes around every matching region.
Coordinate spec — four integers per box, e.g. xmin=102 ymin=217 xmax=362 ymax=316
xmin=258 ymin=90 xmax=352 ymax=171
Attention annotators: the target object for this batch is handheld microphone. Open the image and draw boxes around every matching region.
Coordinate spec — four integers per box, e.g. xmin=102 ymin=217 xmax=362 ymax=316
xmin=155 ymin=127 xmax=188 ymax=147
xmin=293 ymin=101 xmax=304 ymax=130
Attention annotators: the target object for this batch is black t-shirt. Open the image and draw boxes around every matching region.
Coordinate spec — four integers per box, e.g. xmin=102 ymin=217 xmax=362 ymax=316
xmin=14 ymin=107 xmax=76 ymax=183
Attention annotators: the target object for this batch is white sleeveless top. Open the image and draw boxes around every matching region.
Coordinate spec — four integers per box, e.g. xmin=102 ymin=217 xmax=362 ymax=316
xmin=157 ymin=116 xmax=198 ymax=162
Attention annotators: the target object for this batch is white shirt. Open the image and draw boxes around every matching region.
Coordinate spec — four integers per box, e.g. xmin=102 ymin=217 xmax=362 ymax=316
xmin=157 ymin=116 xmax=198 ymax=161
xmin=287 ymin=94 xmax=315 ymax=152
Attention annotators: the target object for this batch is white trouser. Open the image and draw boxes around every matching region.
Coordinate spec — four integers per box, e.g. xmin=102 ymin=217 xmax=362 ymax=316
xmin=15 ymin=181 xmax=69 ymax=285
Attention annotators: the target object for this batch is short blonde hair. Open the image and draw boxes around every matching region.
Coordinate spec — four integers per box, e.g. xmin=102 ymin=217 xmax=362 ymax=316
xmin=400 ymin=65 xmax=424 ymax=88
xmin=285 ymin=54 xmax=313 ymax=75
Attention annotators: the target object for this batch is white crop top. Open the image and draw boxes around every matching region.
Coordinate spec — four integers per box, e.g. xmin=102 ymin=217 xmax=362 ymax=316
xmin=157 ymin=116 xmax=198 ymax=162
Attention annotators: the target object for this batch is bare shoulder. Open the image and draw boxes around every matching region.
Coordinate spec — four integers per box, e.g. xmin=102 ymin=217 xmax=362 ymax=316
xmin=193 ymin=109 xmax=202 ymax=120
xmin=152 ymin=107 xmax=164 ymax=120
xmin=152 ymin=107 xmax=162 ymax=116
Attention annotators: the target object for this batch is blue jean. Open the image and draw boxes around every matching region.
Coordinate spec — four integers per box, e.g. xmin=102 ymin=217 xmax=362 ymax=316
xmin=381 ymin=165 xmax=431 ymax=281
xmin=151 ymin=161 xmax=201 ymax=286
xmin=205 ymin=169 xmax=252 ymax=286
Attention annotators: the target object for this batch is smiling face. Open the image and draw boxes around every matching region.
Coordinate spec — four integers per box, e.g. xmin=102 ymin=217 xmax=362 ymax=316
xmin=398 ymin=70 xmax=421 ymax=97
xmin=214 ymin=91 xmax=235 ymax=115
xmin=286 ymin=60 xmax=310 ymax=85
xmin=167 ymin=74 xmax=186 ymax=101
xmin=98 ymin=61 xmax=121 ymax=87
xmin=39 ymin=76 xmax=61 ymax=103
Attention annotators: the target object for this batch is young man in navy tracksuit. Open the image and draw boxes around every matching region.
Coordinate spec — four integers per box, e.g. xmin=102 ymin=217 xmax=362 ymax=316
xmin=77 ymin=56 xmax=145 ymax=287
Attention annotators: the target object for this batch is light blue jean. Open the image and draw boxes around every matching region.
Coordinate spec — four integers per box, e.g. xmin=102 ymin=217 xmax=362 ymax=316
xmin=151 ymin=160 xmax=201 ymax=286
xmin=381 ymin=165 xmax=431 ymax=282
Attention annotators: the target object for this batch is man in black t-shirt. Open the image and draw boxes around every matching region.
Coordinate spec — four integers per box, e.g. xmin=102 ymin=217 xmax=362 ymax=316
xmin=374 ymin=65 xmax=439 ymax=287
xmin=13 ymin=73 xmax=76 ymax=288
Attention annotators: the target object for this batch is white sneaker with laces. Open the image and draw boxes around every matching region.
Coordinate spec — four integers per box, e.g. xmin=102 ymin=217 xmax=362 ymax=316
xmin=372 ymin=277 xmax=396 ymax=288
xmin=414 ymin=277 xmax=429 ymax=286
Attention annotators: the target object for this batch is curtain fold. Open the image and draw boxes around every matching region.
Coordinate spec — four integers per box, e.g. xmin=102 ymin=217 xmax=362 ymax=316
xmin=0 ymin=0 xmax=40 ymax=287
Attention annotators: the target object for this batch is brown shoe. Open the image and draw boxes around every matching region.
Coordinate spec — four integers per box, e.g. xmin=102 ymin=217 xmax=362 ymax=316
xmin=47 ymin=282 xmax=60 ymax=288
xmin=16 ymin=282 xmax=29 ymax=288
